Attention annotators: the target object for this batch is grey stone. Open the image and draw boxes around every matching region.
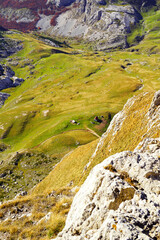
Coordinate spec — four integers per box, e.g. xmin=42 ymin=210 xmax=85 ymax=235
xmin=54 ymin=139 xmax=160 ymax=240
xmin=36 ymin=0 xmax=142 ymax=50
xmin=0 ymin=65 xmax=24 ymax=106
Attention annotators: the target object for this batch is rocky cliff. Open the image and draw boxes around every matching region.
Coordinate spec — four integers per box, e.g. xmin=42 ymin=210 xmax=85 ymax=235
xmin=54 ymin=91 xmax=160 ymax=240
xmin=0 ymin=0 xmax=158 ymax=50
xmin=55 ymin=140 xmax=160 ymax=240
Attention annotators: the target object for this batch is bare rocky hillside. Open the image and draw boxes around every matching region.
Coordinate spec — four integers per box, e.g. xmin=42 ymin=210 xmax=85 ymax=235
xmin=0 ymin=0 xmax=158 ymax=49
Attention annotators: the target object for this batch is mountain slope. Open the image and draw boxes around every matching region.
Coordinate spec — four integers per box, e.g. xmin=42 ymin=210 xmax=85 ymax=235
xmin=1 ymin=6 xmax=160 ymax=200
xmin=0 ymin=5 xmax=160 ymax=240
xmin=32 ymin=91 xmax=160 ymax=196
xmin=55 ymin=139 xmax=160 ymax=240
xmin=0 ymin=90 xmax=159 ymax=240
xmin=0 ymin=0 xmax=158 ymax=50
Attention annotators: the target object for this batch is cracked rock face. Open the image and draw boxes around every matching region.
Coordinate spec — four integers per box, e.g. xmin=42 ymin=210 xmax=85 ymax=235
xmin=149 ymin=90 xmax=160 ymax=116
xmin=0 ymin=0 xmax=156 ymax=50
xmin=50 ymin=0 xmax=141 ymax=50
xmin=0 ymin=0 xmax=147 ymax=50
xmin=54 ymin=138 xmax=160 ymax=240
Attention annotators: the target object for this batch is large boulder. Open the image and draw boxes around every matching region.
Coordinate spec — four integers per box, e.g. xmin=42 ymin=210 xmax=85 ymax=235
xmin=0 ymin=64 xmax=24 ymax=91
xmin=54 ymin=138 xmax=160 ymax=240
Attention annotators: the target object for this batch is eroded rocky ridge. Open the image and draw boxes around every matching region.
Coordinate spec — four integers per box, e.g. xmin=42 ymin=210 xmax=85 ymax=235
xmin=54 ymin=91 xmax=160 ymax=240
xmin=0 ymin=0 xmax=157 ymax=50
xmin=55 ymin=138 xmax=160 ymax=240
xmin=49 ymin=1 xmax=140 ymax=50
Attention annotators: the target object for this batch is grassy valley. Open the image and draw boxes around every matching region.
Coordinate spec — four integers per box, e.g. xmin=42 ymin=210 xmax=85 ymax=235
xmin=0 ymin=7 xmax=160 ymax=240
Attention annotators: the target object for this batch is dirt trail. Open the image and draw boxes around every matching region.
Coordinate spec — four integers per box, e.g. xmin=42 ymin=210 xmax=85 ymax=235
xmin=86 ymin=127 xmax=101 ymax=138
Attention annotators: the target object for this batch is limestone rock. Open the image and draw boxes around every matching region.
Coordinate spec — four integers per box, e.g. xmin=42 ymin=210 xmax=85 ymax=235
xmin=12 ymin=76 xmax=24 ymax=87
xmin=0 ymin=7 xmax=35 ymax=23
xmin=0 ymin=0 xmax=153 ymax=50
xmin=149 ymin=90 xmax=160 ymax=116
xmin=50 ymin=1 xmax=141 ymax=50
xmin=54 ymin=138 xmax=160 ymax=240
xmin=0 ymin=64 xmax=24 ymax=90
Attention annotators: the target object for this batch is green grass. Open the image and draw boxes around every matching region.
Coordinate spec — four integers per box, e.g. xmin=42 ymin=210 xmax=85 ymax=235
xmin=32 ymin=91 xmax=160 ymax=197
xmin=0 ymin=8 xmax=160 ymax=200
xmin=127 ymin=8 xmax=160 ymax=53
xmin=0 ymin=6 xmax=160 ymax=240
xmin=0 ymin=25 xmax=159 ymax=200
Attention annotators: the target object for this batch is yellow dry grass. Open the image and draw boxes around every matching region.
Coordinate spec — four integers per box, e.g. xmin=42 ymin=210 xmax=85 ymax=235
xmin=32 ymin=139 xmax=98 ymax=195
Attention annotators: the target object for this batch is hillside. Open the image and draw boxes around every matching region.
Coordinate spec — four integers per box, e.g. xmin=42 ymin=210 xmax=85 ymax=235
xmin=0 ymin=8 xmax=160 ymax=200
xmin=0 ymin=90 xmax=159 ymax=240
xmin=0 ymin=3 xmax=159 ymax=240
xmin=55 ymin=137 xmax=160 ymax=240
xmin=32 ymin=91 xmax=160 ymax=195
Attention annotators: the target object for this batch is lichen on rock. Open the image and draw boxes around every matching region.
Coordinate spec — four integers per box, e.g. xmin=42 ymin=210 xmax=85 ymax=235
xmin=54 ymin=138 xmax=160 ymax=239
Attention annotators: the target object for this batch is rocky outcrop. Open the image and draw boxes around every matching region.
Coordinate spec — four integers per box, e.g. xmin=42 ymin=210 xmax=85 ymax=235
xmin=0 ymin=64 xmax=24 ymax=90
xmin=0 ymin=64 xmax=24 ymax=106
xmin=0 ymin=0 xmax=157 ymax=50
xmin=54 ymin=138 xmax=160 ymax=240
xmin=0 ymin=31 xmax=23 ymax=58
xmin=49 ymin=1 xmax=141 ymax=50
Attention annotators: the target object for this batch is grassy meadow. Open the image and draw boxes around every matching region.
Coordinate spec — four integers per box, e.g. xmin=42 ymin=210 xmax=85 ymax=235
xmin=0 ymin=7 xmax=160 ymax=239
